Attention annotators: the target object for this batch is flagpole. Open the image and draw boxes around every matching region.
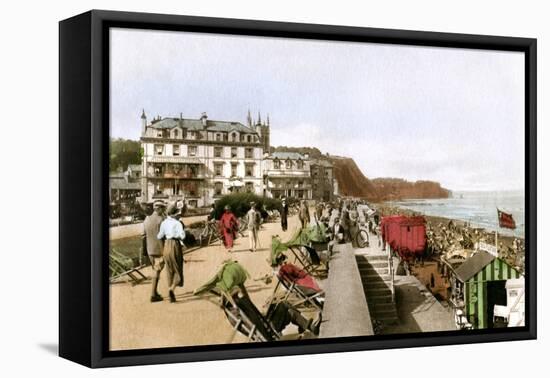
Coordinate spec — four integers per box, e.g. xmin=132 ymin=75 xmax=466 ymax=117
xmin=495 ymin=207 xmax=499 ymax=255
xmin=495 ymin=230 xmax=498 ymax=255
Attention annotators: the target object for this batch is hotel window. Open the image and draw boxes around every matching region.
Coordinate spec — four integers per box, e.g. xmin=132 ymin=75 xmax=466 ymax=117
xmin=154 ymin=165 xmax=163 ymax=177
xmin=173 ymin=129 xmax=179 ymax=138
xmin=155 ymin=144 xmax=164 ymax=156
xmin=231 ymin=147 xmax=238 ymax=158
xmin=188 ymin=146 xmax=197 ymax=156
xmin=273 ymin=159 xmax=280 ymax=169
xmin=231 ymin=133 xmax=237 ymax=142
xmin=216 ymin=133 xmax=222 ymax=142
xmin=214 ymin=182 xmax=223 ymax=196
xmin=231 ymin=163 xmax=238 ymax=177
xmin=214 ymin=163 xmax=224 ymax=177
xmin=285 ymin=160 xmax=292 ymax=169
xmin=297 ymin=160 xmax=304 ymax=169
xmin=245 ymin=182 xmax=254 ymax=193
xmin=245 ymin=148 xmax=253 ymax=159
xmin=182 ymin=129 xmax=187 ymax=139
xmin=189 ymin=131 xmax=196 ymax=139
xmin=298 ymin=181 xmax=303 ymax=188
xmin=214 ymin=146 xmax=223 ymax=158
xmin=245 ymin=163 xmax=254 ymax=177
xmin=157 ymin=130 xmax=163 ymax=138
xmin=247 ymin=135 xmax=252 ymax=143
xmin=173 ymin=144 xmax=180 ymax=156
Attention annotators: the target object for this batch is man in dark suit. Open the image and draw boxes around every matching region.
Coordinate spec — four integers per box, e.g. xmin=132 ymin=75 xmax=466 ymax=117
xmin=280 ymin=198 xmax=289 ymax=231
xmin=142 ymin=200 xmax=166 ymax=302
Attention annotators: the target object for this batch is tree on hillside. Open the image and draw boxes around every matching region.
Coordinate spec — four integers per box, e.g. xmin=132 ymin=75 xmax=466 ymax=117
xmin=109 ymin=138 xmax=141 ymax=172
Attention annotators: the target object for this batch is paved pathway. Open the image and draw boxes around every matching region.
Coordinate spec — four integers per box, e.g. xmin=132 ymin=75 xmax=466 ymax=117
xmin=109 ymin=214 xmax=315 ymax=350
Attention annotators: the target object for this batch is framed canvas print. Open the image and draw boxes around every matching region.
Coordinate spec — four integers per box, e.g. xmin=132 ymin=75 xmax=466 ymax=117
xmin=59 ymin=10 xmax=537 ymax=368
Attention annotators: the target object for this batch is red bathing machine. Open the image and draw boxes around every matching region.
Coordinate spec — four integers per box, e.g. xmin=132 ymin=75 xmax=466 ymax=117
xmin=381 ymin=215 xmax=427 ymax=261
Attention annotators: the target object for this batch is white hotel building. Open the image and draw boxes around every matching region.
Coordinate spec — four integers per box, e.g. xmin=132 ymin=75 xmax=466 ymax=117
xmin=140 ymin=110 xmax=269 ymax=207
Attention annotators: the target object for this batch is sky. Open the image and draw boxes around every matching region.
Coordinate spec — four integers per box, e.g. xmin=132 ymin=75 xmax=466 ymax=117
xmin=110 ymin=28 xmax=525 ymax=192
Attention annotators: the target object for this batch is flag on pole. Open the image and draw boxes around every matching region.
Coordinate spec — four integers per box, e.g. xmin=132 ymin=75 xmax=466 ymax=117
xmin=498 ymin=209 xmax=516 ymax=229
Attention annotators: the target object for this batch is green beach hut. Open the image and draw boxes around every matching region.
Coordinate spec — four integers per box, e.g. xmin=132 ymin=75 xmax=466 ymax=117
xmin=452 ymin=250 xmax=521 ymax=329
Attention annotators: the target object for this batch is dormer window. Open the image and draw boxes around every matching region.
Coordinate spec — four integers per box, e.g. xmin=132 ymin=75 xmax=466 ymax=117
xmin=157 ymin=130 xmax=163 ymax=138
xmin=297 ymin=159 xmax=304 ymax=169
xmin=216 ymin=133 xmax=222 ymax=142
xmin=173 ymin=129 xmax=179 ymax=138
xmin=231 ymin=133 xmax=237 ymax=142
xmin=285 ymin=159 xmax=292 ymax=169
xmin=273 ymin=159 xmax=280 ymax=169
xmin=247 ymin=135 xmax=252 ymax=143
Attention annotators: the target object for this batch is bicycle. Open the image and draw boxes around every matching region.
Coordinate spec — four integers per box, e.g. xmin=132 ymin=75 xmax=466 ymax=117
xmin=354 ymin=226 xmax=370 ymax=248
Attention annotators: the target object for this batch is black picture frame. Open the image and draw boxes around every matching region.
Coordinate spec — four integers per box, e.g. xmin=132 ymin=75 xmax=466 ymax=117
xmin=59 ymin=9 xmax=537 ymax=368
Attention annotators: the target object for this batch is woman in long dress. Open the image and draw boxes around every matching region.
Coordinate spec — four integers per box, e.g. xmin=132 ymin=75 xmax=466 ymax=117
xmin=157 ymin=203 xmax=186 ymax=303
xmin=219 ymin=205 xmax=239 ymax=252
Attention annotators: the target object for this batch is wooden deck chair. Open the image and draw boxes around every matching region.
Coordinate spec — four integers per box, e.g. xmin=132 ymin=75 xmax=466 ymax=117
xmin=221 ymin=291 xmax=281 ymax=342
xmin=276 ymin=273 xmax=324 ymax=311
xmin=292 ymin=245 xmax=328 ymax=277
xmin=109 ymin=249 xmax=148 ymax=285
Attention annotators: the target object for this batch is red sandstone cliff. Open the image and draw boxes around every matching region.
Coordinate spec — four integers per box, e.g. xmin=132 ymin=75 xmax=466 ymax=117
xmin=331 ymin=157 xmax=380 ymax=200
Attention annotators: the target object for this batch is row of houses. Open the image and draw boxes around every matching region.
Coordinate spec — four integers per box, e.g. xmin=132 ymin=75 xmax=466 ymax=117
xmin=110 ymin=111 xmax=336 ymax=207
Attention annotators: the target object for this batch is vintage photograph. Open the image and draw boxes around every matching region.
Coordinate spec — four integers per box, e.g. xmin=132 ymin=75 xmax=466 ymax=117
xmin=108 ymin=27 xmax=526 ymax=351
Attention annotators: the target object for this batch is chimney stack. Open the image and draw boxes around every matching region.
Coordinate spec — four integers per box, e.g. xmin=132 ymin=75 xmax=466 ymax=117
xmin=200 ymin=112 xmax=208 ymax=127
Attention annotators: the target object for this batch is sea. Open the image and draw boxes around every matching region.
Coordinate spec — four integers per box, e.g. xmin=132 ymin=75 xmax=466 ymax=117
xmin=389 ymin=190 xmax=525 ymax=238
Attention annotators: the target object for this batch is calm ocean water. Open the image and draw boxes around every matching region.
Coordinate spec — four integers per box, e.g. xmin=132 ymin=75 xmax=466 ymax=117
xmin=390 ymin=190 xmax=525 ymax=238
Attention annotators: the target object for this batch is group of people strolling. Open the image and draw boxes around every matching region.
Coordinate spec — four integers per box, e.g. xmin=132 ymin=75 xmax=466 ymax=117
xmin=216 ymin=201 xmax=262 ymax=252
xmin=142 ymin=200 xmax=187 ymax=303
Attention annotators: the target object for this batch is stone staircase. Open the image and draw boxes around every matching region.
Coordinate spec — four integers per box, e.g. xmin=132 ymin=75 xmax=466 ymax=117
xmin=356 ymin=252 xmax=399 ymax=326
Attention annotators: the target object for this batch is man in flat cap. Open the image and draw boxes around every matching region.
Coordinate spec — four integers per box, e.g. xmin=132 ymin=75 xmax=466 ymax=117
xmin=142 ymin=200 xmax=166 ymax=302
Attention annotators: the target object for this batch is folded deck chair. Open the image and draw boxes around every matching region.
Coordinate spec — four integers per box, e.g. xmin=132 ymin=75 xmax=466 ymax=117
xmin=109 ymin=249 xmax=148 ymax=285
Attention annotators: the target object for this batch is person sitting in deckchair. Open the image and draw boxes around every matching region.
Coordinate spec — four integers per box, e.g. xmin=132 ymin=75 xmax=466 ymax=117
xmin=275 ymin=254 xmax=323 ymax=298
xmin=194 ymin=260 xmax=320 ymax=337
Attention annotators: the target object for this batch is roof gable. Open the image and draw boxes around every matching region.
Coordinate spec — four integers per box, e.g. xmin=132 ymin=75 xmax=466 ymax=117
xmin=454 ymin=250 xmax=495 ymax=282
xmin=270 ymin=152 xmax=306 ymax=160
xmin=150 ymin=117 xmax=257 ymax=134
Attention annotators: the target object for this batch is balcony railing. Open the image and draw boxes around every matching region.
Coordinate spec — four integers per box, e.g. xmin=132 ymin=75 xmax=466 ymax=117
xmin=148 ymin=173 xmax=205 ymax=179
xmin=265 ymin=170 xmax=311 ymax=177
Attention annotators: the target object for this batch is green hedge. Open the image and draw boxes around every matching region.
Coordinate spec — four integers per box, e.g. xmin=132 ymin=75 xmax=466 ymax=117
xmin=213 ymin=193 xmax=281 ymax=219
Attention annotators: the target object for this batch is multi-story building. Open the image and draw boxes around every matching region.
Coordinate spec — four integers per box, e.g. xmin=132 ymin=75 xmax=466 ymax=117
xmin=109 ymin=164 xmax=142 ymax=204
xmin=263 ymin=152 xmax=312 ymax=200
xmin=310 ymin=158 xmax=334 ymax=201
xmin=140 ymin=110 xmax=270 ymax=207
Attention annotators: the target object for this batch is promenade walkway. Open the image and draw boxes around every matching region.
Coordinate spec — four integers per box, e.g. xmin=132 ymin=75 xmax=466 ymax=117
xmin=109 ymin=214 xmax=311 ymax=350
